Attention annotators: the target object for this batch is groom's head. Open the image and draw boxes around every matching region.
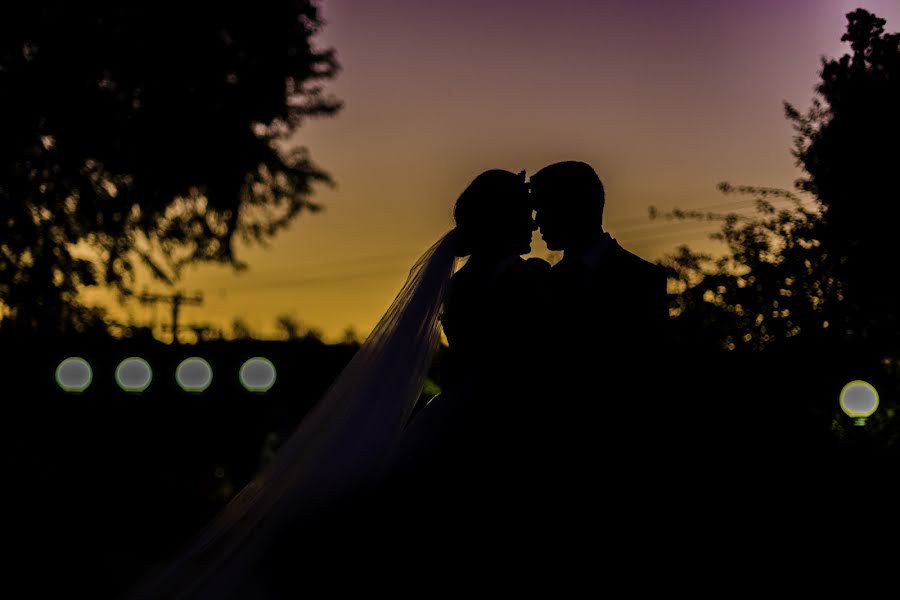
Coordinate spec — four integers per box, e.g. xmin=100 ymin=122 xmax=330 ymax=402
xmin=530 ymin=161 xmax=605 ymax=252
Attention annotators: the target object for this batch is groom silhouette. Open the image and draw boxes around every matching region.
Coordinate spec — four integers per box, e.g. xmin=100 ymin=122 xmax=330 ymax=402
xmin=529 ymin=161 xmax=667 ymax=479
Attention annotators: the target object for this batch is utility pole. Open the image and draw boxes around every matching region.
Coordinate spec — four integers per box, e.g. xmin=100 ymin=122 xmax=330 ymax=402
xmin=138 ymin=291 xmax=204 ymax=345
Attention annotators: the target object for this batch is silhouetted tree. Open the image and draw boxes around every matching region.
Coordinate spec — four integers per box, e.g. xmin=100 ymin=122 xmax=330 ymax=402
xmin=0 ymin=2 xmax=341 ymax=334
xmin=189 ymin=323 xmax=221 ymax=343
xmin=276 ymin=314 xmax=303 ymax=341
xmin=666 ymin=9 xmax=898 ymax=359
xmin=785 ymin=8 xmax=900 ymax=354
xmin=661 ymin=10 xmax=900 ymax=453
xmin=341 ymin=326 xmax=361 ymax=346
xmin=662 ymin=185 xmax=835 ymax=353
xmin=276 ymin=314 xmax=322 ymax=342
xmin=231 ymin=317 xmax=255 ymax=340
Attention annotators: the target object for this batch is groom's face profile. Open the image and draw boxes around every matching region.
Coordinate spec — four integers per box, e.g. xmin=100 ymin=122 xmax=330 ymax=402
xmin=530 ymin=162 xmax=605 ymax=252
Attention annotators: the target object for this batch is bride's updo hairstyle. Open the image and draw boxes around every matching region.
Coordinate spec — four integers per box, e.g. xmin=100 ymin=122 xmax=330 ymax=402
xmin=452 ymin=169 xmax=531 ymax=257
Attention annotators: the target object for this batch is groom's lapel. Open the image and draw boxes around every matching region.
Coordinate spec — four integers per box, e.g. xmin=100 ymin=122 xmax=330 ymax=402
xmin=560 ymin=239 xmax=620 ymax=292
xmin=582 ymin=237 xmax=618 ymax=275
xmin=552 ymin=256 xmax=587 ymax=291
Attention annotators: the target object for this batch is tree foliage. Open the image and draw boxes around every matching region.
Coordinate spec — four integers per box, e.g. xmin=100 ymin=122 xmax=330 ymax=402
xmin=667 ymin=9 xmax=899 ymax=359
xmin=0 ymin=2 xmax=341 ymax=334
xmin=785 ymin=8 xmax=900 ymax=353
xmin=661 ymin=9 xmax=900 ymax=452
xmin=663 ymin=185 xmax=836 ymax=353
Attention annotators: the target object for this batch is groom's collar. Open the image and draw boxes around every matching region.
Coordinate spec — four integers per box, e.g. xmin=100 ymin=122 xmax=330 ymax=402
xmin=561 ymin=232 xmax=616 ymax=273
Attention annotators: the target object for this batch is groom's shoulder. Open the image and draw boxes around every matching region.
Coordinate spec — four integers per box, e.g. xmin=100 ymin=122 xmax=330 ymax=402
xmin=613 ymin=243 xmax=665 ymax=281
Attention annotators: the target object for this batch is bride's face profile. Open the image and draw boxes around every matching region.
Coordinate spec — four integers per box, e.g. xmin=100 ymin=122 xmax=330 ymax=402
xmin=454 ymin=170 xmax=536 ymax=258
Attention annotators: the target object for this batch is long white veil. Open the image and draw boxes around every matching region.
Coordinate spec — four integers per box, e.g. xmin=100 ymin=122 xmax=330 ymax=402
xmin=130 ymin=230 xmax=459 ymax=599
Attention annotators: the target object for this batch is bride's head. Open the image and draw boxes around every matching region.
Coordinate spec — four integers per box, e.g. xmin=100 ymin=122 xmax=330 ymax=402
xmin=452 ymin=169 xmax=536 ymax=258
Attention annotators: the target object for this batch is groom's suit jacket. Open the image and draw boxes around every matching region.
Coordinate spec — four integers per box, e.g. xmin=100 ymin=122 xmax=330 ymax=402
xmin=550 ymin=233 xmax=667 ymax=375
xmin=545 ymin=234 xmax=668 ymax=475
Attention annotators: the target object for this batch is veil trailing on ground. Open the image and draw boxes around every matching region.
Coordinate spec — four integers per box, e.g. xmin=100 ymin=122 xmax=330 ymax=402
xmin=131 ymin=230 xmax=460 ymax=599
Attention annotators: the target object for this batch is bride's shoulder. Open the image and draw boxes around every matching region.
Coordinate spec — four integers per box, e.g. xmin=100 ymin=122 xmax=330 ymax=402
xmin=450 ymin=256 xmax=549 ymax=294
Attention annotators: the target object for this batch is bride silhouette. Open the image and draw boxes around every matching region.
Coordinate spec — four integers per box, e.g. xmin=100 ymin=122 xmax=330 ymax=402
xmin=130 ymin=169 xmax=548 ymax=598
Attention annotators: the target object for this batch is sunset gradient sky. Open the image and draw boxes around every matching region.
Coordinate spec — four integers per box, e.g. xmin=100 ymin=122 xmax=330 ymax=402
xmin=80 ymin=0 xmax=900 ymax=342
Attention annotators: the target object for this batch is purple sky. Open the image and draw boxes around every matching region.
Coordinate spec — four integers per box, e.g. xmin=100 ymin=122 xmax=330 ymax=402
xmin=83 ymin=0 xmax=900 ymax=340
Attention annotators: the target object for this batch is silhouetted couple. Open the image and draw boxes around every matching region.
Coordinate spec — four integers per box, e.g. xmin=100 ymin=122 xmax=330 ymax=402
xmin=130 ymin=161 xmax=667 ymax=599
xmin=378 ymin=162 xmax=669 ymax=568
xmin=286 ymin=162 xmax=669 ymax=589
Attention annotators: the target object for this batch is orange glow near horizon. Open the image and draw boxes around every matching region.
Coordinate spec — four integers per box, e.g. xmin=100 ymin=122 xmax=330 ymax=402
xmin=75 ymin=0 xmax=900 ymax=343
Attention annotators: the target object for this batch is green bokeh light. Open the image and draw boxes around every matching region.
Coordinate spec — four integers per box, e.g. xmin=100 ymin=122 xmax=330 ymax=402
xmin=840 ymin=380 xmax=879 ymax=425
xmin=115 ymin=357 xmax=153 ymax=392
xmin=56 ymin=357 xmax=93 ymax=392
xmin=176 ymin=357 xmax=213 ymax=392
xmin=239 ymin=357 xmax=276 ymax=392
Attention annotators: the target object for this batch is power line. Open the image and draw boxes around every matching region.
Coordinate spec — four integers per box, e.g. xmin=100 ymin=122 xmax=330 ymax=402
xmin=632 ymin=230 xmax=726 ymax=250
xmin=180 ymin=197 xmax=809 ymax=285
xmin=135 ymin=228 xmax=727 ymax=297
xmin=159 ymin=197 xmax=812 ymax=294
xmin=213 ymin=265 xmax=409 ymax=293
xmin=605 ymin=194 xmax=809 ymax=230
xmin=610 ymin=218 xmax=723 ymax=237
xmin=206 ymin=225 xmax=728 ymax=293
xmin=183 ymin=253 xmax=419 ymax=293
xmin=621 ymin=222 xmax=723 ymax=244
xmin=286 ymin=250 xmax=418 ymax=272
xmin=214 ymin=232 xmax=722 ymax=293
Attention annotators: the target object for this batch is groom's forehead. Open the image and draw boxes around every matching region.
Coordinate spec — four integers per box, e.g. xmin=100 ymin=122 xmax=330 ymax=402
xmin=529 ymin=177 xmax=563 ymax=200
xmin=529 ymin=172 xmax=566 ymax=190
